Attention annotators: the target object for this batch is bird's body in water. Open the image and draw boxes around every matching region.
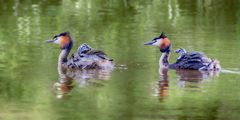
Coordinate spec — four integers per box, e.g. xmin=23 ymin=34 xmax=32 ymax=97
xmin=68 ymin=43 xmax=114 ymax=69
xmin=174 ymin=48 xmax=221 ymax=71
xmin=144 ymin=32 xmax=221 ymax=71
xmin=46 ymin=32 xmax=114 ymax=75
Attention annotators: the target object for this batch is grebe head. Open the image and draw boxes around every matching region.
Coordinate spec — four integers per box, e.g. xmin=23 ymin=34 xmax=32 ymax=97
xmin=46 ymin=32 xmax=73 ymax=50
xmin=175 ymin=48 xmax=187 ymax=55
xmin=144 ymin=32 xmax=171 ymax=53
xmin=78 ymin=43 xmax=92 ymax=54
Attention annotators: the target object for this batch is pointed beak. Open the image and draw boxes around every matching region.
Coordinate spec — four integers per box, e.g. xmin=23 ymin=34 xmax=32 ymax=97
xmin=144 ymin=40 xmax=156 ymax=46
xmin=45 ymin=39 xmax=56 ymax=43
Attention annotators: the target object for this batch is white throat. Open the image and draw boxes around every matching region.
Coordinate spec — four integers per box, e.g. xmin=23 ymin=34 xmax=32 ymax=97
xmin=58 ymin=49 xmax=70 ymax=76
xmin=159 ymin=52 xmax=170 ymax=69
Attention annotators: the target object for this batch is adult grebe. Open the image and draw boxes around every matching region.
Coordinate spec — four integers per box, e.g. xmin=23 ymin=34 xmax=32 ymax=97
xmin=144 ymin=32 xmax=221 ymax=71
xmin=46 ymin=32 xmax=114 ymax=74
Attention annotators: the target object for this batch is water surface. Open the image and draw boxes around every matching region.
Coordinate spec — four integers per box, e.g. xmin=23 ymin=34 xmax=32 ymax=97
xmin=0 ymin=0 xmax=240 ymax=120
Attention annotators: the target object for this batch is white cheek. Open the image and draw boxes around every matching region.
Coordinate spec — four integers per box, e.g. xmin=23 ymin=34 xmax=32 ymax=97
xmin=54 ymin=38 xmax=61 ymax=44
xmin=152 ymin=40 xmax=161 ymax=46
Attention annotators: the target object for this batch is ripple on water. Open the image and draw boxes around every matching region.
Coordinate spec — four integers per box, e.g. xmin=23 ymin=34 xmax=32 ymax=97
xmin=221 ymin=69 xmax=240 ymax=75
xmin=117 ymin=64 xmax=128 ymax=70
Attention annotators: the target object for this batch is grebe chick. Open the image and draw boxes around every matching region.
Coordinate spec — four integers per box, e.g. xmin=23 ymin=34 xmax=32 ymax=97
xmin=175 ymin=48 xmax=221 ymax=71
xmin=46 ymin=32 xmax=114 ymax=73
xmin=175 ymin=48 xmax=187 ymax=55
xmin=77 ymin=43 xmax=113 ymax=61
xmin=78 ymin=43 xmax=92 ymax=54
xmin=144 ymin=32 xmax=221 ymax=71
xmin=175 ymin=48 xmax=187 ymax=60
xmin=69 ymin=43 xmax=114 ymax=69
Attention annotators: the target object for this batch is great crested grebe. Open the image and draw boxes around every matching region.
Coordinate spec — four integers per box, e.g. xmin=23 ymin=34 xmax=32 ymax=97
xmin=46 ymin=32 xmax=114 ymax=74
xmin=144 ymin=32 xmax=221 ymax=71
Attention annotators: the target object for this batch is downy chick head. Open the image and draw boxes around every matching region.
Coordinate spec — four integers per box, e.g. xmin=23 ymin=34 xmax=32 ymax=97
xmin=78 ymin=43 xmax=92 ymax=55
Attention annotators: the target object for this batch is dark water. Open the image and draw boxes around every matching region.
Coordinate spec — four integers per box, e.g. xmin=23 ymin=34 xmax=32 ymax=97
xmin=0 ymin=0 xmax=240 ymax=120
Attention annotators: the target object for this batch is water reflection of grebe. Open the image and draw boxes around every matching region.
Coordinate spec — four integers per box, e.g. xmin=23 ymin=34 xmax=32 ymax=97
xmin=53 ymin=75 xmax=74 ymax=99
xmin=152 ymin=68 xmax=169 ymax=101
xmin=176 ymin=69 xmax=219 ymax=88
xmin=53 ymin=69 xmax=113 ymax=99
xmin=152 ymin=69 xmax=220 ymax=101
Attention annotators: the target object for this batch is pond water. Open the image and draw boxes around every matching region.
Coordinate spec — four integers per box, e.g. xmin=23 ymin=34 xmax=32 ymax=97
xmin=0 ymin=0 xmax=240 ymax=120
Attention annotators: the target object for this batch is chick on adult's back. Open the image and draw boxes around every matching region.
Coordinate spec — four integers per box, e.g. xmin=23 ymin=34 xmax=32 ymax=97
xmin=144 ymin=32 xmax=221 ymax=71
xmin=46 ymin=32 xmax=114 ymax=75
xmin=68 ymin=43 xmax=114 ymax=69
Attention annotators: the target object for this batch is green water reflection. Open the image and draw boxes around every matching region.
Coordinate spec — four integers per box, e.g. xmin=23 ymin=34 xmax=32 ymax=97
xmin=0 ymin=0 xmax=240 ymax=120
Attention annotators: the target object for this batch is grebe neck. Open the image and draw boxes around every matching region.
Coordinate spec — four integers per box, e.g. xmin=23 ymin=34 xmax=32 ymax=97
xmin=159 ymin=51 xmax=170 ymax=69
xmin=58 ymin=49 xmax=71 ymax=76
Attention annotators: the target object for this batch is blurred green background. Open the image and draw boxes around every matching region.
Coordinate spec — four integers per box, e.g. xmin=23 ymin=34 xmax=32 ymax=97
xmin=0 ymin=0 xmax=240 ymax=120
